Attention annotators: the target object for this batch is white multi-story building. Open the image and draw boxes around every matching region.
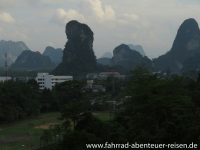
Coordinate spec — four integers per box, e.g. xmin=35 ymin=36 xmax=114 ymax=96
xmin=0 ymin=76 xmax=12 ymax=82
xmin=36 ymin=73 xmax=73 ymax=90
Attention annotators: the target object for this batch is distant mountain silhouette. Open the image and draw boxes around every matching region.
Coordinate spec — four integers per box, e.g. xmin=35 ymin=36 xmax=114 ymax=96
xmin=0 ymin=40 xmax=29 ymax=67
xmin=97 ymin=57 xmax=112 ymax=66
xmin=112 ymin=44 xmax=152 ymax=71
xmin=53 ymin=20 xmax=96 ymax=76
xmin=102 ymin=52 xmax=112 ymax=58
xmin=97 ymin=43 xmax=149 ymax=71
xmin=6 ymin=18 xmax=200 ymax=75
xmin=128 ymin=44 xmax=146 ymax=56
xmin=43 ymin=46 xmax=63 ymax=65
xmin=11 ymin=50 xmax=55 ymax=71
xmin=97 ymin=52 xmax=112 ymax=66
xmin=154 ymin=18 xmax=200 ymax=73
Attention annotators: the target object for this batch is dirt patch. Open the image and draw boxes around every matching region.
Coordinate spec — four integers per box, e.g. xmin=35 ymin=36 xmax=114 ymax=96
xmin=35 ymin=123 xmax=58 ymax=129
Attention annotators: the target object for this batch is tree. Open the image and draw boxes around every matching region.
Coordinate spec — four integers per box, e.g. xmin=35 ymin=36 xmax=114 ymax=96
xmin=53 ymin=80 xmax=85 ymax=108
xmin=40 ymin=89 xmax=58 ymax=113
xmin=117 ymin=68 xmax=200 ymax=143
xmin=0 ymin=81 xmax=40 ymax=123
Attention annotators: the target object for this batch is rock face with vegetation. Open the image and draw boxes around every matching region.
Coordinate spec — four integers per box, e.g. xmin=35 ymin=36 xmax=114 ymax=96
xmin=43 ymin=46 xmax=63 ymax=65
xmin=97 ymin=44 xmax=151 ymax=72
xmin=53 ymin=20 xmax=96 ymax=75
xmin=11 ymin=50 xmax=56 ymax=71
xmin=154 ymin=18 xmax=200 ymax=73
xmin=112 ymin=44 xmax=152 ymax=71
xmin=0 ymin=40 xmax=29 ymax=67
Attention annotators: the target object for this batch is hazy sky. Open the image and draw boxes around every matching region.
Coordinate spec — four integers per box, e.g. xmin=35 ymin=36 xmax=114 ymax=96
xmin=0 ymin=0 xmax=200 ymax=58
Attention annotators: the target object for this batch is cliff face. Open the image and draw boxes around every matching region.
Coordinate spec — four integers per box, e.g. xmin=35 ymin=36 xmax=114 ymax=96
xmin=154 ymin=18 xmax=200 ymax=73
xmin=53 ymin=20 xmax=96 ymax=76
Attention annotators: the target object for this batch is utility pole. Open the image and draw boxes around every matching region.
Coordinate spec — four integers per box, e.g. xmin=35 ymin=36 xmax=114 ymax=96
xmin=5 ymin=52 xmax=8 ymax=80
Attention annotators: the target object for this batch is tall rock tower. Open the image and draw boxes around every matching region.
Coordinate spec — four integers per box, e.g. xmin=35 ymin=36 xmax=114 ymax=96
xmin=154 ymin=18 xmax=200 ymax=73
xmin=53 ymin=20 xmax=96 ymax=76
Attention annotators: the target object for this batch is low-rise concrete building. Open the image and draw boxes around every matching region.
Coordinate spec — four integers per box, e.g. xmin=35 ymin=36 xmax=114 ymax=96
xmin=0 ymin=76 xmax=12 ymax=82
xmin=36 ymin=73 xmax=73 ymax=90
xmin=99 ymin=72 xmax=125 ymax=79
xmin=87 ymin=72 xmax=126 ymax=80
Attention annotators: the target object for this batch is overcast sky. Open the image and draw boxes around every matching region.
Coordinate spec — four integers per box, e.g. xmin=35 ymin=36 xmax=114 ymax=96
xmin=0 ymin=0 xmax=200 ymax=58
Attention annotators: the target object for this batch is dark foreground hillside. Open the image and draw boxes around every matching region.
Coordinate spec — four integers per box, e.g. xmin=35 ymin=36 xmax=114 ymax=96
xmin=36 ymin=68 xmax=200 ymax=150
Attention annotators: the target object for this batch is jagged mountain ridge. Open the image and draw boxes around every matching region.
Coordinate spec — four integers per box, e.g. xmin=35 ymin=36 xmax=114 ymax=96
xmin=3 ymin=18 xmax=200 ymax=74
xmin=97 ymin=44 xmax=151 ymax=71
xmin=11 ymin=50 xmax=56 ymax=71
xmin=43 ymin=46 xmax=63 ymax=65
xmin=112 ymin=44 xmax=152 ymax=71
xmin=128 ymin=44 xmax=146 ymax=56
xmin=0 ymin=40 xmax=29 ymax=67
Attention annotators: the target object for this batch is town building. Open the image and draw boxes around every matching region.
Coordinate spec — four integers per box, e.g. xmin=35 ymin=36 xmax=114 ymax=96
xmin=85 ymin=80 xmax=106 ymax=92
xmin=0 ymin=76 xmax=12 ymax=82
xmin=98 ymin=72 xmax=126 ymax=79
xmin=35 ymin=73 xmax=73 ymax=90
xmin=86 ymin=72 xmax=126 ymax=80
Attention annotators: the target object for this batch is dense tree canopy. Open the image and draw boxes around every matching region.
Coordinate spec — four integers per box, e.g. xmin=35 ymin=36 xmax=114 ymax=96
xmin=1 ymin=69 xmax=200 ymax=149
xmin=117 ymin=68 xmax=200 ymax=143
xmin=43 ymin=68 xmax=200 ymax=149
xmin=0 ymin=80 xmax=40 ymax=122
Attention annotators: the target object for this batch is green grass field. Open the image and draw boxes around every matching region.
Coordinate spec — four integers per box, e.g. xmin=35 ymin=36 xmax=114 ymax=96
xmin=93 ymin=111 xmax=114 ymax=122
xmin=0 ymin=111 xmax=111 ymax=150
xmin=0 ymin=112 xmax=61 ymax=150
